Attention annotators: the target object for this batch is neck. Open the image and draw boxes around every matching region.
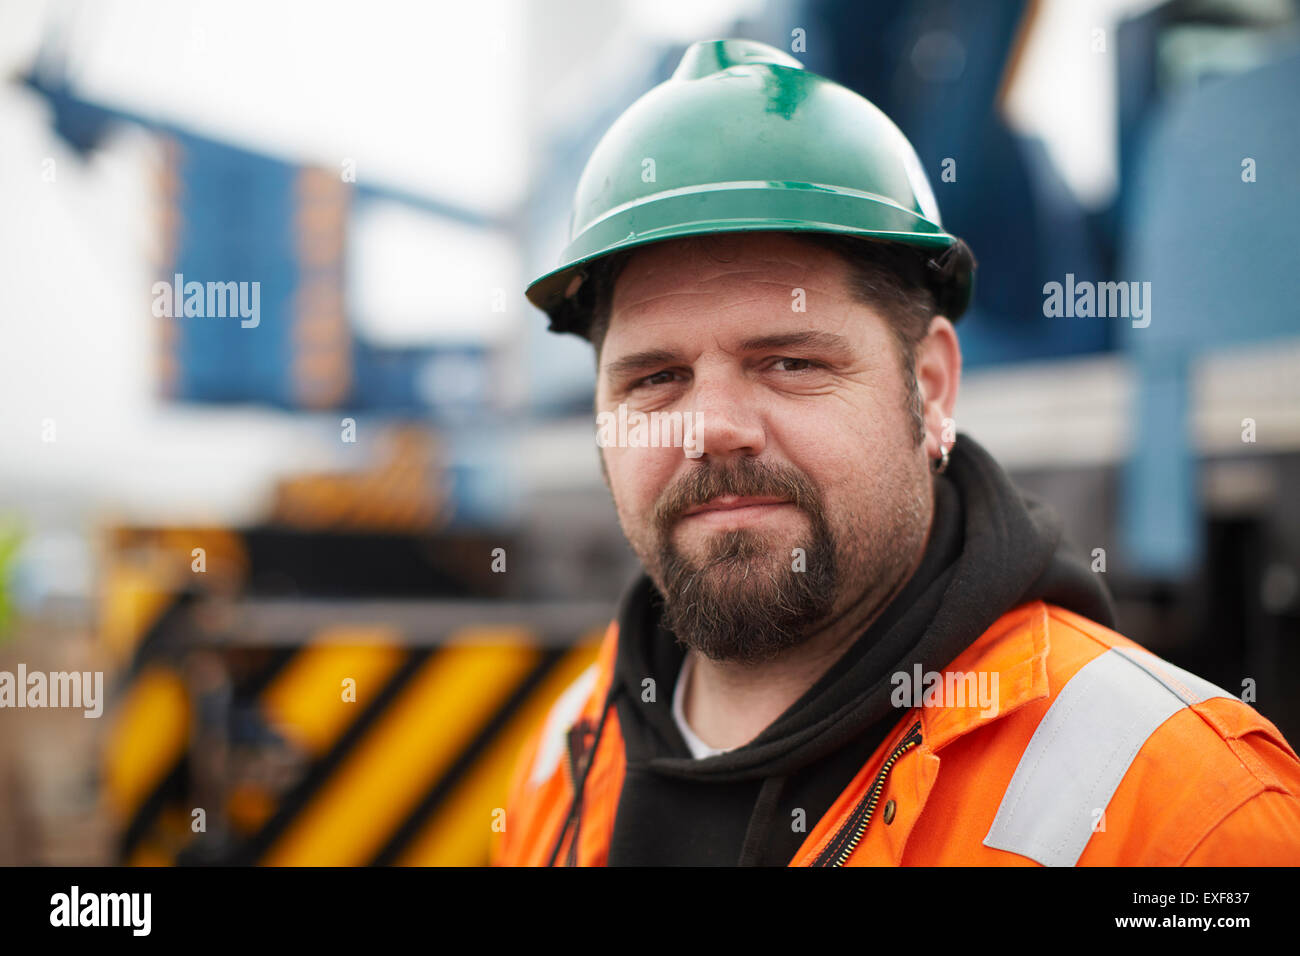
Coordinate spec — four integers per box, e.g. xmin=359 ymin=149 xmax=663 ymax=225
xmin=682 ymin=506 xmax=933 ymax=752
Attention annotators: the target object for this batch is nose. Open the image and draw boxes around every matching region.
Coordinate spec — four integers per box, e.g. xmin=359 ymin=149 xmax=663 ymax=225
xmin=684 ymin=372 xmax=767 ymax=460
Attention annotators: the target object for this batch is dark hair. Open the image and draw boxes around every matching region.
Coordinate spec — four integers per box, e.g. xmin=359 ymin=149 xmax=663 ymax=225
xmin=584 ymin=232 xmax=945 ymax=443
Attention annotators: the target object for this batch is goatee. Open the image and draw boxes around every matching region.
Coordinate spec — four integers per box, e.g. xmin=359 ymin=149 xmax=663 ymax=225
xmin=651 ymin=458 xmax=839 ymax=665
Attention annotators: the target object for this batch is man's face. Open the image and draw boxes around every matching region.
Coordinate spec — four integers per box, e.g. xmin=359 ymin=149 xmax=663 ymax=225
xmin=595 ymin=232 xmax=937 ymax=665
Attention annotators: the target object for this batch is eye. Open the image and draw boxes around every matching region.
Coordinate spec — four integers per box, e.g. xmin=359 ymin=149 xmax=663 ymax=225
xmin=633 ymin=369 xmax=679 ymax=389
xmin=770 ymin=357 xmax=822 ymax=372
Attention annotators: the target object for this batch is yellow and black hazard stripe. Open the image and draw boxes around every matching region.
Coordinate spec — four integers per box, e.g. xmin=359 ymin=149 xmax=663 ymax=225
xmin=105 ymin=610 xmax=604 ymax=866
xmin=378 ymin=641 xmax=598 ymax=866
xmin=242 ymin=633 xmax=601 ymax=866
xmin=108 ymin=645 xmax=301 ymax=865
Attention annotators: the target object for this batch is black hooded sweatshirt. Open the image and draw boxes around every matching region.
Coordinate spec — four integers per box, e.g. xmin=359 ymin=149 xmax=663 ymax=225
xmin=590 ymin=432 xmax=1117 ymax=866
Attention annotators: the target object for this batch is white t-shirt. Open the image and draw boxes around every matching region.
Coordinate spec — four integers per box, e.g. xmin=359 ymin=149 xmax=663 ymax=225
xmin=671 ymin=651 xmax=733 ymax=759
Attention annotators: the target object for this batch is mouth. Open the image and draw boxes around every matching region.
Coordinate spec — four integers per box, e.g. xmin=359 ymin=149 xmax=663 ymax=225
xmin=682 ymin=495 xmax=792 ymax=516
xmin=680 ymin=495 xmax=794 ymax=520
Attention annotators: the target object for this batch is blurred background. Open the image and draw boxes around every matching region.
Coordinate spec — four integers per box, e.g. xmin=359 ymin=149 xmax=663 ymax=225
xmin=1 ymin=0 xmax=1298 ymax=865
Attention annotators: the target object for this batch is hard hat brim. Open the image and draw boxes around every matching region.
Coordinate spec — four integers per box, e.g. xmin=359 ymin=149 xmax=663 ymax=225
xmin=526 ymin=182 xmax=973 ymax=337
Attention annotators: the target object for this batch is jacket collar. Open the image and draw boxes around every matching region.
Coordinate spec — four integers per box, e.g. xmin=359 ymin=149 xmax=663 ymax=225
xmin=917 ymin=601 xmax=1052 ymax=753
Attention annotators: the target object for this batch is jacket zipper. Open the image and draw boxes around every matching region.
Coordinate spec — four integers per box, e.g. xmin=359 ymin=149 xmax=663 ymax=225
xmin=812 ymin=719 xmax=923 ymax=867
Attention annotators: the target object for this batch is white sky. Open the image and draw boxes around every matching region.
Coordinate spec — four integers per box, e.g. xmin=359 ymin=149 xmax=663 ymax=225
xmin=31 ymin=0 xmax=528 ymax=216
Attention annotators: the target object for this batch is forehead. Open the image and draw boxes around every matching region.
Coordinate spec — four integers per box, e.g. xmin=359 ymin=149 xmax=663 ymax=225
xmin=611 ymin=232 xmax=846 ymax=311
xmin=603 ymin=232 xmax=876 ymax=352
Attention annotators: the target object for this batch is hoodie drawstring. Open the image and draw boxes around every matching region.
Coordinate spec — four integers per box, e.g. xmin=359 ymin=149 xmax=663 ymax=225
xmin=546 ymin=680 xmax=622 ymax=867
xmin=736 ymin=774 xmax=788 ymax=866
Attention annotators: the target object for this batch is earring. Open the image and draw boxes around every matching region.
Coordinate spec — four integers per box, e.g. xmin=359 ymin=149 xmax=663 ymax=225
xmin=932 ymin=443 xmax=950 ymax=474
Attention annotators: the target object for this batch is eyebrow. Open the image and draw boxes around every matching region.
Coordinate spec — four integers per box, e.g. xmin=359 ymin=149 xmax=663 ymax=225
xmin=601 ymin=330 xmax=855 ymax=381
xmin=602 ymin=348 xmax=682 ymax=381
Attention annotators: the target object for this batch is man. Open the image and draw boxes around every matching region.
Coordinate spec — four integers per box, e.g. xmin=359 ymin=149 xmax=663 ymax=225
xmin=493 ymin=39 xmax=1300 ymax=866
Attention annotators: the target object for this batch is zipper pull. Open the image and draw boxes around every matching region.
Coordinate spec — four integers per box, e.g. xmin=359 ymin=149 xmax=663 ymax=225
xmin=901 ymin=719 xmax=923 ymax=745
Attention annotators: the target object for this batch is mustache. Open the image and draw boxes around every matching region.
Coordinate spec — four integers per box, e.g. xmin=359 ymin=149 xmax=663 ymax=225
xmin=653 ymin=457 xmax=820 ymax=532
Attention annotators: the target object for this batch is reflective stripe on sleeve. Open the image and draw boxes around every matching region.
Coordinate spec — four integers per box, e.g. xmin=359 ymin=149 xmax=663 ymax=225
xmin=982 ymin=645 xmax=1237 ymax=866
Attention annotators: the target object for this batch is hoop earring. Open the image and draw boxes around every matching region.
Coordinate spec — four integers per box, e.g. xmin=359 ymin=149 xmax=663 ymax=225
xmin=932 ymin=444 xmax=950 ymax=474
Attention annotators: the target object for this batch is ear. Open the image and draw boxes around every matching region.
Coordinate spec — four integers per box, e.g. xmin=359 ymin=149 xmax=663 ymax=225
xmin=914 ymin=316 xmax=961 ymax=459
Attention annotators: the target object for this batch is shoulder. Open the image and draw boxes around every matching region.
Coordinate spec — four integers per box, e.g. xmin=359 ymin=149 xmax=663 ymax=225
xmin=987 ymin=603 xmax=1300 ymax=865
xmin=1038 ymin=605 xmax=1294 ymax=774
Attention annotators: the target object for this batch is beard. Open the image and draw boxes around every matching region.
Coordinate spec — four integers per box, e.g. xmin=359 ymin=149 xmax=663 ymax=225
xmin=657 ymin=516 xmax=838 ymax=666
xmin=626 ymin=451 xmax=930 ymax=666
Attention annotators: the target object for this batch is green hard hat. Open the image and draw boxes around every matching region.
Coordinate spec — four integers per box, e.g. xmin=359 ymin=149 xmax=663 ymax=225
xmin=526 ymin=38 xmax=975 ymax=338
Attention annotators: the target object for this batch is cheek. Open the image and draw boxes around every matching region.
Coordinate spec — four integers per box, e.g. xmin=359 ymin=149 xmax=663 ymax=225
xmin=771 ymin=394 xmax=921 ymax=517
xmin=773 ymin=405 xmax=888 ymax=486
xmin=603 ymin=445 xmax=680 ymax=525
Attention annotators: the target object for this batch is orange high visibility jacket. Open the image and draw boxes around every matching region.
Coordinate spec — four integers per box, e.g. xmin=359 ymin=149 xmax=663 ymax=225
xmin=493 ymin=600 xmax=1300 ymax=866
